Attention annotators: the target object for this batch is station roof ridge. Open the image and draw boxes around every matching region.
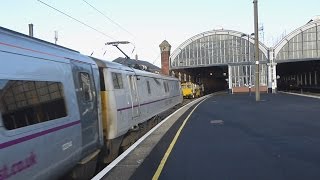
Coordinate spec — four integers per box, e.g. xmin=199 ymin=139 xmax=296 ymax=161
xmin=170 ymin=28 xmax=269 ymax=61
xmin=273 ymin=16 xmax=320 ymax=52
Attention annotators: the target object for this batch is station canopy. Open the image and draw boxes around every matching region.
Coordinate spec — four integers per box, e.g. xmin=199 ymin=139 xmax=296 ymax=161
xmin=274 ymin=18 xmax=320 ymax=63
xmin=170 ymin=29 xmax=269 ymax=69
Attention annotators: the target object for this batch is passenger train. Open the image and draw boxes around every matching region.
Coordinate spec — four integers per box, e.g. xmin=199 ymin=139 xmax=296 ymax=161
xmin=0 ymin=27 xmax=183 ymax=179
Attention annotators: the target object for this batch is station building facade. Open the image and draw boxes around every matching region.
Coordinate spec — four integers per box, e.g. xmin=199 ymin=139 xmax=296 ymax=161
xmin=169 ymin=29 xmax=270 ymax=93
xmin=167 ymin=17 xmax=320 ymax=93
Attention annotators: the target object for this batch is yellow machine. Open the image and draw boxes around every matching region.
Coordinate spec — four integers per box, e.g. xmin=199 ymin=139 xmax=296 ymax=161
xmin=181 ymin=82 xmax=201 ymax=98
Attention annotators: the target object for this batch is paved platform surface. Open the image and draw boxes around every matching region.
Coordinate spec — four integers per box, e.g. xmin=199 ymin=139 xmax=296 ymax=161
xmin=100 ymin=96 xmax=207 ymax=180
xmin=131 ymin=93 xmax=320 ymax=180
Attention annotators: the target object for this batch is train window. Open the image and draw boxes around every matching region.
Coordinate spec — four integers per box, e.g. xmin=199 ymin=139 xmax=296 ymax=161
xmin=112 ymin=72 xmax=123 ymax=89
xmin=79 ymin=72 xmax=93 ymax=102
xmin=153 ymin=78 xmax=161 ymax=86
xmin=163 ymin=81 xmax=169 ymax=93
xmin=146 ymin=81 xmax=151 ymax=94
xmin=0 ymin=80 xmax=67 ymax=130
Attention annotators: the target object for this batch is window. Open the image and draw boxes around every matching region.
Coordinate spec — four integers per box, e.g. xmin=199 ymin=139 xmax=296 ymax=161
xmin=0 ymin=80 xmax=67 ymax=130
xmin=112 ymin=72 xmax=123 ymax=89
xmin=163 ymin=81 xmax=170 ymax=93
xmin=146 ymin=81 xmax=151 ymax=94
xmin=153 ymin=78 xmax=161 ymax=86
xmin=79 ymin=72 xmax=93 ymax=102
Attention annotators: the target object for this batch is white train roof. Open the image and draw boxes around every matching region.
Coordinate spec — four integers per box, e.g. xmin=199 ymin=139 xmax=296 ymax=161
xmin=0 ymin=26 xmax=95 ymax=65
xmin=91 ymin=57 xmax=134 ymax=71
xmin=0 ymin=26 xmax=178 ymax=81
xmin=92 ymin=57 xmax=178 ymax=81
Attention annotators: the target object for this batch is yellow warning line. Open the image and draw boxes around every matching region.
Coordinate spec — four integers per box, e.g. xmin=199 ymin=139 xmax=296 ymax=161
xmin=152 ymin=98 xmax=207 ymax=180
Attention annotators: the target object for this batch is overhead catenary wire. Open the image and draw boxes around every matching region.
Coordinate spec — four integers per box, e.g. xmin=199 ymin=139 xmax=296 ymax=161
xmin=81 ymin=0 xmax=137 ymax=58
xmin=152 ymin=53 xmax=161 ymax=65
xmin=82 ymin=0 xmax=135 ymax=38
xmin=37 ymin=0 xmax=117 ymax=41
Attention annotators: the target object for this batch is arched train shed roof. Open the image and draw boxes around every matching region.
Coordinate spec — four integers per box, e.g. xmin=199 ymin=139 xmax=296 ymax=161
xmin=274 ymin=19 xmax=320 ymax=63
xmin=170 ymin=29 xmax=269 ymax=70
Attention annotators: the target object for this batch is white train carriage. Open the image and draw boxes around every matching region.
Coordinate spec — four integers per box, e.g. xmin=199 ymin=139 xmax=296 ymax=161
xmin=93 ymin=58 xmax=182 ymax=162
xmin=0 ymin=27 xmax=102 ymax=180
xmin=0 ymin=26 xmax=183 ymax=180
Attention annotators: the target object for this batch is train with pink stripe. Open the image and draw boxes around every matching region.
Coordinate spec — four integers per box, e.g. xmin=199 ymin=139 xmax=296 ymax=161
xmin=0 ymin=27 xmax=182 ymax=180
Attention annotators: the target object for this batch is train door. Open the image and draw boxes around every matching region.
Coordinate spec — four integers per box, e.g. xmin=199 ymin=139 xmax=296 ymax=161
xmin=128 ymin=75 xmax=140 ymax=119
xmin=70 ymin=60 xmax=99 ymax=154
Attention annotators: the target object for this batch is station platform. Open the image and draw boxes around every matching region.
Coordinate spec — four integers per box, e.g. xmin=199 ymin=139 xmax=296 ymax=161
xmin=94 ymin=92 xmax=320 ymax=180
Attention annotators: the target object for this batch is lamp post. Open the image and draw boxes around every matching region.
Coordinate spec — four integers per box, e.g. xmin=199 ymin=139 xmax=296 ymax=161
xmin=253 ymin=0 xmax=260 ymax=101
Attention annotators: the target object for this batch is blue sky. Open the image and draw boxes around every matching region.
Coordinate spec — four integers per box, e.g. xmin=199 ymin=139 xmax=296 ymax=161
xmin=1 ymin=0 xmax=319 ymax=67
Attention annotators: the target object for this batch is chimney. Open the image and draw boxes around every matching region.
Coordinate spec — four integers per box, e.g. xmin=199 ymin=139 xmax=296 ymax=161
xmin=159 ymin=40 xmax=171 ymax=75
xmin=28 ymin=24 xmax=34 ymax=37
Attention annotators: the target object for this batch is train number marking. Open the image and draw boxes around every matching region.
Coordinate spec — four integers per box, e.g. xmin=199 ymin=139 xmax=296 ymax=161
xmin=62 ymin=141 xmax=73 ymax=151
